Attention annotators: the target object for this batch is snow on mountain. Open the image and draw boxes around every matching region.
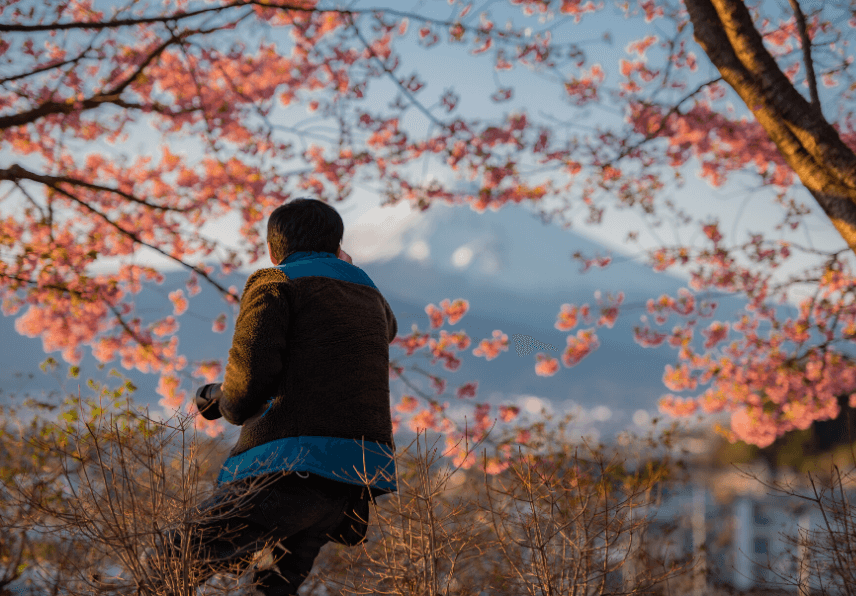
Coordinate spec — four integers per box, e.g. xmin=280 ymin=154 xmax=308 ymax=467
xmin=346 ymin=198 xmax=683 ymax=300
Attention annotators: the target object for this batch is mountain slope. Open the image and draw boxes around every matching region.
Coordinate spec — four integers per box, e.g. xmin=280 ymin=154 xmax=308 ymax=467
xmin=0 ymin=200 xmax=743 ymax=441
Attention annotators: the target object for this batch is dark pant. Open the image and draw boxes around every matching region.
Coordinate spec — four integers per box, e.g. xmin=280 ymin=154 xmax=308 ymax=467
xmin=147 ymin=472 xmax=366 ymax=596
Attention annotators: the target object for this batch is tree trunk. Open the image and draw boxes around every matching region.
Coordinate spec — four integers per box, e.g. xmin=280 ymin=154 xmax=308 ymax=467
xmin=684 ymin=0 xmax=856 ymax=254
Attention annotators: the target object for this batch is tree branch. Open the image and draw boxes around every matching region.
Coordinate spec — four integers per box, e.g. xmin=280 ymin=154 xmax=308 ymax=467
xmin=1 ymin=164 xmax=188 ymax=212
xmin=0 ymin=2 xmax=248 ymax=32
xmin=788 ymin=0 xmax=820 ymax=112
xmin=347 ymin=13 xmax=444 ymax=128
xmin=0 ymin=273 xmax=156 ymax=350
xmin=685 ymin=0 xmax=856 ymax=254
xmin=696 ymin=0 xmax=856 ymax=190
xmin=0 ymin=27 xmax=201 ymax=131
xmin=614 ymin=77 xmax=723 ymax=162
xmin=35 ymin=182 xmax=240 ymax=302
xmin=0 ymin=49 xmax=96 ymax=84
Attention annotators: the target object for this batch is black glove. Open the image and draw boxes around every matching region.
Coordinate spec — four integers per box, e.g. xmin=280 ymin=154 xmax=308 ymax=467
xmin=195 ymin=383 xmax=223 ymax=420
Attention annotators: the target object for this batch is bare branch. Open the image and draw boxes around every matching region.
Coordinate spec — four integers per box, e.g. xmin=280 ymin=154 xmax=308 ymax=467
xmin=0 ymin=49 xmax=97 ymax=84
xmin=788 ymin=0 xmax=821 ymax=112
xmin=347 ymin=13 xmax=444 ymax=128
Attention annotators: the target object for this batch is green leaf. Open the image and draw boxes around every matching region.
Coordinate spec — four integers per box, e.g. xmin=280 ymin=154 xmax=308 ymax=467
xmin=69 ymin=366 xmax=80 ymax=378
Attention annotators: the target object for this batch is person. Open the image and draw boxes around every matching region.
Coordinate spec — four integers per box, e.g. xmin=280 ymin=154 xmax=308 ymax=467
xmin=141 ymin=198 xmax=398 ymax=596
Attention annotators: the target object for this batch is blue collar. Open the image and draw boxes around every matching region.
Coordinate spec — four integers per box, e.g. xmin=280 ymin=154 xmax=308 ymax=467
xmin=275 ymin=249 xmax=379 ymax=291
xmin=280 ymin=251 xmax=337 ymax=265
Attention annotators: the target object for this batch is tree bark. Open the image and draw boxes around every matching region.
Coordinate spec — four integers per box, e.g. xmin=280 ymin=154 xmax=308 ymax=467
xmin=684 ymin=0 xmax=856 ymax=254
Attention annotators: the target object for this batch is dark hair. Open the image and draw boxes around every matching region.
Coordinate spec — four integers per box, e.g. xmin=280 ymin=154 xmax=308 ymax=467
xmin=267 ymin=198 xmax=344 ymax=264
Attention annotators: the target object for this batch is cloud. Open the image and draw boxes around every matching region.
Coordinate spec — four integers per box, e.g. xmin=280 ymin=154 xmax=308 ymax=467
xmin=344 ymin=200 xmax=421 ymax=263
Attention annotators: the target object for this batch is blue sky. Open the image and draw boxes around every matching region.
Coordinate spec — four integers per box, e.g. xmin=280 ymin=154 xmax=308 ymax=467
xmin=29 ymin=0 xmax=846 ymax=312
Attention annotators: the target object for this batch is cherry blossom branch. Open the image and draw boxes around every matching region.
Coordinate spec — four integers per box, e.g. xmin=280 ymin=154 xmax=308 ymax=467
xmin=0 ymin=25 xmax=208 ymax=131
xmin=0 ymin=272 xmax=158 ymax=352
xmin=247 ymin=2 xmax=543 ymax=47
xmin=0 ymin=1 xmax=252 ymax=32
xmin=167 ymin=32 xmax=225 ymax=158
xmin=101 ymin=28 xmax=196 ymax=100
xmin=614 ymin=77 xmax=723 ymax=162
xmin=3 ymin=1 xmax=547 ymax=53
xmin=34 ymin=182 xmax=240 ymax=302
xmin=0 ymin=273 xmax=91 ymax=297
xmin=0 ymin=164 xmax=189 ymax=213
xmin=390 ymin=364 xmax=441 ymax=403
xmin=107 ymin=304 xmax=156 ymax=351
xmin=347 ymin=13 xmax=444 ymax=128
xmin=0 ymin=48 xmax=98 ymax=84
xmin=788 ymin=0 xmax=820 ymax=111
xmin=11 ymin=180 xmax=47 ymax=222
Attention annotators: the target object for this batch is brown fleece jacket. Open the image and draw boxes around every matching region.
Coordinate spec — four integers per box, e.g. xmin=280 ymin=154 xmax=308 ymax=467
xmin=219 ymin=265 xmax=398 ymax=459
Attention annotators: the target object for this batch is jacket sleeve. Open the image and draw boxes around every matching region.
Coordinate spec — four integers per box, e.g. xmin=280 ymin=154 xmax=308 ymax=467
xmin=220 ymin=270 xmax=290 ymax=426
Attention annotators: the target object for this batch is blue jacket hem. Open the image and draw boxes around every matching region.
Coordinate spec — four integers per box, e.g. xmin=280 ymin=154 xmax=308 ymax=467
xmin=216 ymin=436 xmax=397 ymax=493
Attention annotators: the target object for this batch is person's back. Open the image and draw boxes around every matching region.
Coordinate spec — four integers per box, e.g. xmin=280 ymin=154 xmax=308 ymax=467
xmin=216 ymin=243 xmax=398 ymax=489
xmin=143 ymin=198 xmax=398 ymax=596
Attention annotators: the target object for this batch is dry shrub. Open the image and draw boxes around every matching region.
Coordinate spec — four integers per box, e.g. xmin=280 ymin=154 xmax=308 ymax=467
xmin=311 ymin=418 xmax=694 ymax=596
xmin=0 ymin=380 xmax=276 ymax=595
xmin=744 ymin=451 xmax=856 ymax=596
xmin=3 ymin=386 xmax=696 ymax=596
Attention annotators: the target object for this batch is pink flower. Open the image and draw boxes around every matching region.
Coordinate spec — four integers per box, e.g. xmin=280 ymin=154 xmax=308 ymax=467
xmin=498 ymin=405 xmax=520 ymax=422
xmin=168 ymin=289 xmax=188 ymax=316
xmin=730 ymin=408 xmax=778 ymax=448
xmin=156 ymin=373 xmax=186 ymax=411
xmin=409 ymin=408 xmax=437 ymax=432
xmin=186 ymin=274 xmax=201 ymax=297
xmin=456 ymin=381 xmax=478 ymax=399
xmin=191 ymin=402 xmax=226 ymax=436
xmin=562 ymin=329 xmax=600 ymax=368
xmin=534 ymin=355 xmax=560 ymax=376
xmin=702 ymin=321 xmax=729 ymax=349
xmin=396 ymin=395 xmax=419 ymax=413
xmin=193 ymin=360 xmax=222 ymax=384
xmin=152 ymin=316 xmax=179 ymax=337
xmin=483 ymin=458 xmax=510 ymax=475
xmin=212 ymin=313 xmax=227 ymax=333
xmin=658 ymin=394 xmax=698 ymax=417
xmin=555 ymin=304 xmax=579 ymax=331
xmin=472 ymin=330 xmax=509 ymax=361
xmin=634 ymin=325 xmax=668 ymax=348
xmin=662 ymin=363 xmax=697 ymax=392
